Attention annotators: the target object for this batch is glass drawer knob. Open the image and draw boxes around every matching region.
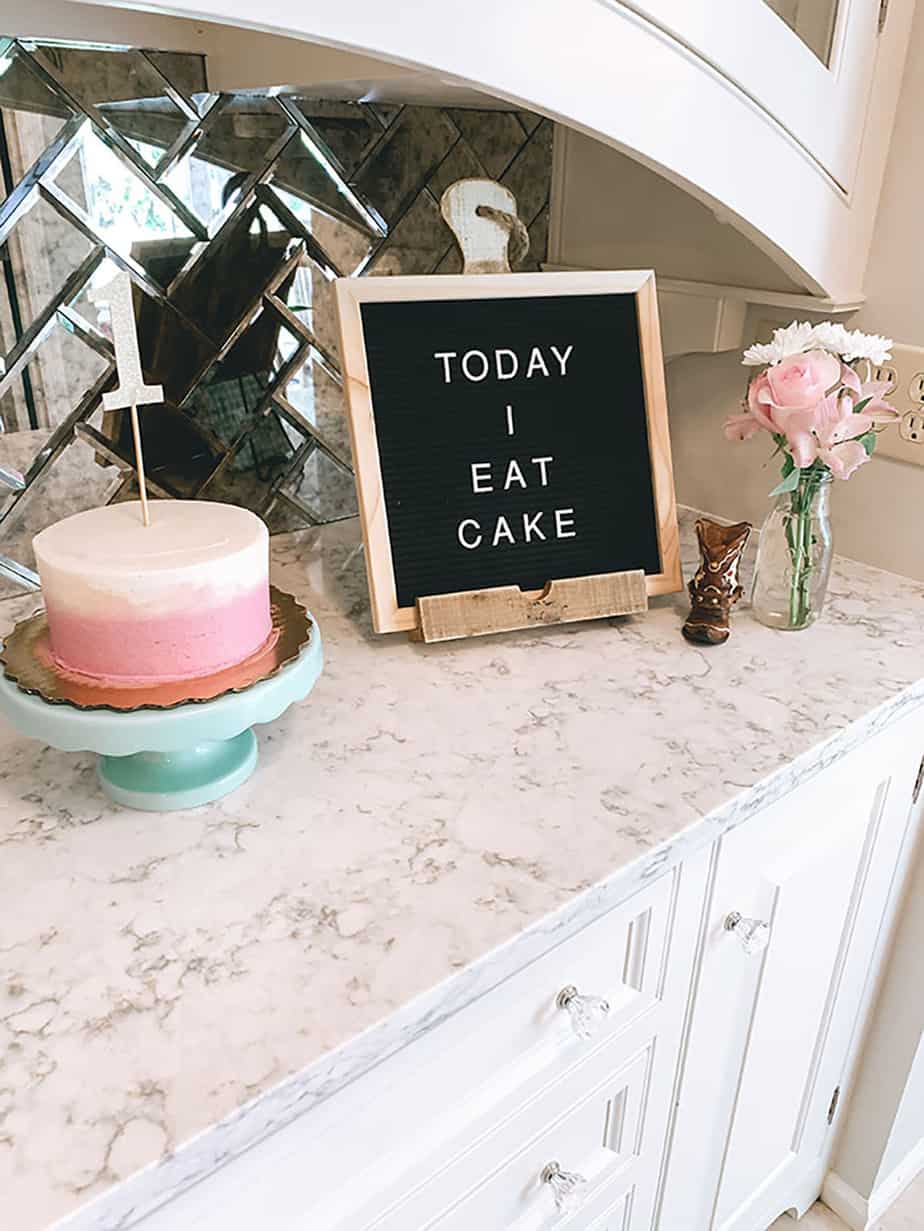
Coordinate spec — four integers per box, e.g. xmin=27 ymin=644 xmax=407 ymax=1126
xmin=541 ymin=1161 xmax=588 ymax=1215
xmin=556 ymin=985 xmax=610 ymax=1039
xmin=724 ymin=911 xmax=771 ymax=955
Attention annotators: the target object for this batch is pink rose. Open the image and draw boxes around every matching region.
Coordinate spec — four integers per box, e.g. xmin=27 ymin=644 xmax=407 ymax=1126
xmin=746 ymin=372 xmax=777 ymax=432
xmin=732 ymin=353 xmax=900 ymax=482
xmin=745 ymin=373 xmax=834 ymax=439
xmin=743 ymin=380 xmax=836 ymax=467
xmin=760 ymin=350 xmax=841 ymax=411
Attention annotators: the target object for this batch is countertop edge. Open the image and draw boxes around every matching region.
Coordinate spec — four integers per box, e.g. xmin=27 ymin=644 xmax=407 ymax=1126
xmin=57 ymin=677 xmax=924 ymax=1231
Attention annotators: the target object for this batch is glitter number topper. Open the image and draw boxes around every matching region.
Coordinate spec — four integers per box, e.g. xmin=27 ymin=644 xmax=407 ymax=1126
xmin=89 ymin=271 xmax=164 ymax=527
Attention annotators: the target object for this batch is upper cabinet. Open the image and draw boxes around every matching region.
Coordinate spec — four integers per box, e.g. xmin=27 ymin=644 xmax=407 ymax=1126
xmin=626 ymin=0 xmax=880 ymax=189
xmin=87 ymin=0 xmax=914 ymax=301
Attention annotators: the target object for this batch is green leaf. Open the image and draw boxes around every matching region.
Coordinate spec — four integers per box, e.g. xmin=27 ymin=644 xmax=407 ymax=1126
xmin=853 ymin=396 xmax=873 ymax=414
xmin=768 ymin=468 xmax=802 ymax=497
xmin=780 ymin=453 xmax=795 ymax=478
xmin=859 ymin=430 xmax=877 ymax=456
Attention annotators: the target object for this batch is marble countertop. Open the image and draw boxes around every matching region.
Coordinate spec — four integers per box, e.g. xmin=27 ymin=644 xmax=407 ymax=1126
xmin=3 ymin=509 xmax=924 ymax=1231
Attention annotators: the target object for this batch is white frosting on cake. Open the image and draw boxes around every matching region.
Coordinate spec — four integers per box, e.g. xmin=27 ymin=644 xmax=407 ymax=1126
xmin=34 ymin=501 xmax=268 ymax=617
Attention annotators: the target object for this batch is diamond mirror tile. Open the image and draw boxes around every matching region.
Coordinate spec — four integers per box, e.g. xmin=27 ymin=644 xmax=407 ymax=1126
xmin=26 ymin=43 xmax=201 ymax=170
xmin=0 ymin=37 xmax=553 ymax=591
xmin=0 ymin=45 xmax=76 ymax=208
xmin=0 ymin=193 xmax=96 ymax=359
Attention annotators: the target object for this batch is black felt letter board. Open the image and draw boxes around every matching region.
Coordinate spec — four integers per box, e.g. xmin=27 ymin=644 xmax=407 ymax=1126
xmin=360 ymin=292 xmax=662 ymax=609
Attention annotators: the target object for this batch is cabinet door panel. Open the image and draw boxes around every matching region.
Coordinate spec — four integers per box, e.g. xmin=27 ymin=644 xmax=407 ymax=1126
xmin=622 ymin=0 xmax=879 ymax=187
xmin=660 ymin=714 xmax=922 ymax=1231
xmin=712 ymin=763 xmax=881 ymax=1226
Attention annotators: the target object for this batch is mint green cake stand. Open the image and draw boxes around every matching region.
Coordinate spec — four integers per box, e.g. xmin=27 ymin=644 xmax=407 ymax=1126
xmin=0 ymin=620 xmax=322 ymax=811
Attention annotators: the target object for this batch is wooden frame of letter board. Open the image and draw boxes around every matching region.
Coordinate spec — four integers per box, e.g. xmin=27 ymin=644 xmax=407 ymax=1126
xmin=334 ymin=270 xmax=682 ymax=636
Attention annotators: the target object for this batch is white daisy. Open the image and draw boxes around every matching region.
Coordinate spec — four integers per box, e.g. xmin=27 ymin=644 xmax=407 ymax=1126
xmin=742 ymin=320 xmax=815 ymax=366
xmin=840 ymin=329 xmax=893 ymax=365
xmin=811 ymin=321 xmax=853 ymax=355
xmin=741 ymin=340 xmax=782 ymax=367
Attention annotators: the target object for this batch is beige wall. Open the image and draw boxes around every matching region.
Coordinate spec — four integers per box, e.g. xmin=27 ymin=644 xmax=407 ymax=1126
xmin=852 ymin=2 xmax=924 ymax=349
xmin=550 ymin=128 xmax=804 ymax=293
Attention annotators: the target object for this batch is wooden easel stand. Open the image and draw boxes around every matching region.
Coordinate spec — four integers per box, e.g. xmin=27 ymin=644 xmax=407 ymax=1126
xmin=415 ymin=570 xmax=648 ymax=643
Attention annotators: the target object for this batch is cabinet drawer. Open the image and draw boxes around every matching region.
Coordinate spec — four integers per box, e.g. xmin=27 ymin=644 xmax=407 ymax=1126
xmin=373 ymin=1026 xmax=657 ymax=1230
xmin=314 ymin=871 xmax=681 ymax=1228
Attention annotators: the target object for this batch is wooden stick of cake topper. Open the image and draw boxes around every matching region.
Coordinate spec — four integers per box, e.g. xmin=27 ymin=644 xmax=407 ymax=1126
xmin=89 ymin=271 xmax=163 ymax=527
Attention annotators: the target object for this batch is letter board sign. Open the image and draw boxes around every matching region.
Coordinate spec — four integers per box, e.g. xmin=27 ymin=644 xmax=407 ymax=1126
xmin=335 ymin=270 xmax=681 ymax=635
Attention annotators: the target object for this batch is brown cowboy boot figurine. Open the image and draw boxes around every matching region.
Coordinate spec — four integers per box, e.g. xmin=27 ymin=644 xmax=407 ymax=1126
xmin=683 ymin=518 xmax=752 ymax=645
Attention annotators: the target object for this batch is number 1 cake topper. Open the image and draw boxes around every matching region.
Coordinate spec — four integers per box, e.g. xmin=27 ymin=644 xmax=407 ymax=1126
xmin=89 ymin=270 xmax=163 ymax=527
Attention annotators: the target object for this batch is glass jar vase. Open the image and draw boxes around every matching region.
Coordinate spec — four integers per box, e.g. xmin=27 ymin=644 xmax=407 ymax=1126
xmin=751 ymin=471 xmax=833 ymax=630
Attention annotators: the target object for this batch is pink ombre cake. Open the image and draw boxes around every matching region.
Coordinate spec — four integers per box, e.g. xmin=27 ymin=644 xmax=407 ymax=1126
xmin=33 ymin=501 xmax=272 ymax=684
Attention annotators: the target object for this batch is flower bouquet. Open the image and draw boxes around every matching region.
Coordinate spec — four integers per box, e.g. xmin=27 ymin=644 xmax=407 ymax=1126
xmin=725 ymin=322 xmax=899 ymax=630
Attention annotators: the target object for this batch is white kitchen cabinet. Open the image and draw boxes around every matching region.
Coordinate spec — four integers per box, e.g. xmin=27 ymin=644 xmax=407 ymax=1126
xmin=123 ymin=715 xmax=921 ymax=1231
xmin=623 ymin=0 xmax=880 ymax=189
xmin=661 ymin=713 xmax=924 ymax=1231
xmin=96 ymin=0 xmax=913 ymax=301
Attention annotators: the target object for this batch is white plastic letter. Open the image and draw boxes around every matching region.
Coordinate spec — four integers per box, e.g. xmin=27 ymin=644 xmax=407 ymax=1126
xmin=458 ymin=519 xmax=482 ymax=549
xmin=532 ymin=456 xmax=553 ymax=486
xmin=434 ymin=351 xmax=457 ymax=383
xmin=461 ymin=350 xmax=490 ymax=381
xmin=555 ymin=508 xmax=577 ymax=538
xmin=492 ymin=516 xmax=515 ymax=546
xmin=470 ymin=462 xmax=493 ymax=494
xmin=550 ymin=344 xmax=574 ymax=376
xmin=522 ymin=511 xmax=546 ymax=542
xmin=525 ymin=347 xmax=550 ymax=378
xmin=504 ymin=459 xmax=527 ymax=490
xmin=495 ymin=348 xmax=518 ymax=380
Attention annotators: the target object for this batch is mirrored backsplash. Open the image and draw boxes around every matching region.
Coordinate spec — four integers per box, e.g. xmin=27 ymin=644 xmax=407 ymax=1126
xmin=0 ymin=38 xmax=553 ymax=595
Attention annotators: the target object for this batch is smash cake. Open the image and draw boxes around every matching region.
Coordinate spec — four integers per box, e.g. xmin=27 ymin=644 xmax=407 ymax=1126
xmin=33 ymin=501 xmax=272 ymax=685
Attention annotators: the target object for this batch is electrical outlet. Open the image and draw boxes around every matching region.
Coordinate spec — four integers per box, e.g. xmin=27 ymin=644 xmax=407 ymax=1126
xmin=872 ymin=362 xmax=898 ymax=391
xmin=870 ymin=343 xmax=924 ymax=467
xmin=900 ymin=410 xmax=924 ymax=442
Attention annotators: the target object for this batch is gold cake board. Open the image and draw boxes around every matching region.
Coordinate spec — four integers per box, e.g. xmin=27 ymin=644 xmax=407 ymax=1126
xmin=0 ymin=586 xmax=312 ymax=712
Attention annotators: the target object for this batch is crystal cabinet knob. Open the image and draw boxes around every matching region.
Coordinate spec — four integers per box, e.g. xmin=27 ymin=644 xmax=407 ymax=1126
xmin=724 ymin=911 xmax=771 ymax=955
xmin=556 ymin=985 xmax=611 ymax=1040
xmin=541 ymin=1161 xmax=588 ymax=1216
